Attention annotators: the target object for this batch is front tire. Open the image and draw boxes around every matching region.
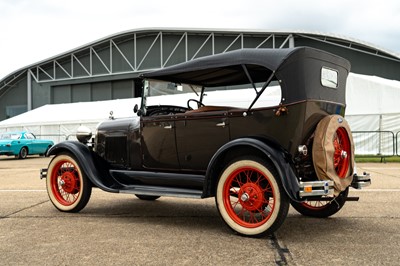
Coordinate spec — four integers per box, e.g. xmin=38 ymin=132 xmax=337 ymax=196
xmin=46 ymin=154 xmax=92 ymax=212
xmin=215 ymin=157 xmax=289 ymax=237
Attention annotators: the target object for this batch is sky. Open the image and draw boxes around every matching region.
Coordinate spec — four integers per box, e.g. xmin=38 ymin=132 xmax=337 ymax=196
xmin=1 ymin=0 xmax=400 ymax=79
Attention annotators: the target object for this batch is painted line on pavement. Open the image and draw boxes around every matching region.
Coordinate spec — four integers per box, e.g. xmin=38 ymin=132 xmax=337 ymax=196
xmin=0 ymin=189 xmax=46 ymax=192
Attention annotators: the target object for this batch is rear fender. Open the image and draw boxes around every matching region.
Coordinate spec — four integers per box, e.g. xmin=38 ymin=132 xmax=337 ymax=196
xmin=47 ymin=141 xmax=118 ymax=193
xmin=204 ymin=137 xmax=300 ymax=201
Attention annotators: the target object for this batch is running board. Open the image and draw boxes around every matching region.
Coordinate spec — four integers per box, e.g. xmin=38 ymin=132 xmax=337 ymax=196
xmin=299 ymin=180 xmax=334 ymax=198
xmin=117 ymin=184 xmax=203 ymax=199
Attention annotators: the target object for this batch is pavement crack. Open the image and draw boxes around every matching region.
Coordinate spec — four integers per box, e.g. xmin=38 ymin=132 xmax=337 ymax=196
xmin=1 ymin=200 xmax=49 ymax=218
xmin=268 ymin=234 xmax=293 ymax=266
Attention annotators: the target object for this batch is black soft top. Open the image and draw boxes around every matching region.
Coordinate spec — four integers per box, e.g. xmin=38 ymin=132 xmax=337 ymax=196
xmin=141 ymin=47 xmax=351 ymax=105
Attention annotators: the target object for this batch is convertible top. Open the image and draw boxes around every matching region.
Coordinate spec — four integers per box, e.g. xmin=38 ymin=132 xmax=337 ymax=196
xmin=141 ymin=47 xmax=351 ymax=105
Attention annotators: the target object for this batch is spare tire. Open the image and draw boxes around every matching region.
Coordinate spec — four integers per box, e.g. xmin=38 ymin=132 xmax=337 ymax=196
xmin=312 ymin=115 xmax=354 ymax=194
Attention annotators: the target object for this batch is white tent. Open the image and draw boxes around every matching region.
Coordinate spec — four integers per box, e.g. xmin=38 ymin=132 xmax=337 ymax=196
xmin=0 ymin=98 xmax=141 ymax=143
xmin=345 ymin=73 xmax=400 ymax=156
xmin=346 ymin=73 xmax=400 ymax=130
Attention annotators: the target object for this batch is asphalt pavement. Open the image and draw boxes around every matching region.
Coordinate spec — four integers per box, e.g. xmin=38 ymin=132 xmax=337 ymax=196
xmin=0 ymin=156 xmax=399 ymax=265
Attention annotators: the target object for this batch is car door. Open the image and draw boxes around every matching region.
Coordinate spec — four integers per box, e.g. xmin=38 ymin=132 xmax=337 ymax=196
xmin=140 ymin=115 xmax=180 ymax=170
xmin=175 ymin=110 xmax=230 ymax=171
xmin=23 ymin=133 xmax=37 ymax=154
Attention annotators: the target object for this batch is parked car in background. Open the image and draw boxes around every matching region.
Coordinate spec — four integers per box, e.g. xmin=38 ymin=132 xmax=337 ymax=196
xmin=0 ymin=131 xmax=53 ymax=159
xmin=41 ymin=47 xmax=371 ymax=237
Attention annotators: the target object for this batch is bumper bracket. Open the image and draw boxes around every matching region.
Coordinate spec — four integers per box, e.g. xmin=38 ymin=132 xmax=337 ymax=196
xmin=351 ymin=172 xmax=371 ymax=189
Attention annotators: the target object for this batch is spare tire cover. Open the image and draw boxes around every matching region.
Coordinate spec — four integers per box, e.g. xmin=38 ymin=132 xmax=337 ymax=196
xmin=312 ymin=115 xmax=354 ymax=194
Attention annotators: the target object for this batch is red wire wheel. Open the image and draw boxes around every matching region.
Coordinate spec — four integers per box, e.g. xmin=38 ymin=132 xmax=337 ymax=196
xmin=223 ymin=166 xmax=275 ymax=228
xmin=46 ymin=154 xmax=92 ymax=212
xmin=333 ymin=127 xmax=351 ymax=178
xmin=312 ymin=115 xmax=354 ymax=194
xmin=216 ymin=157 xmax=289 ymax=237
xmin=50 ymin=159 xmax=80 ymax=205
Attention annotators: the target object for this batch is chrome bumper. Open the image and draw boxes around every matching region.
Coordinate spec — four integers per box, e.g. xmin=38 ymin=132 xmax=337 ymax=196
xmin=299 ymin=180 xmax=334 ymax=197
xmin=351 ymin=172 xmax=371 ymax=189
xmin=40 ymin=168 xmax=47 ymax=179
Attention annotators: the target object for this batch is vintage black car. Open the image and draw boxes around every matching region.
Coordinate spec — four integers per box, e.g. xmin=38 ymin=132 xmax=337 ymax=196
xmin=41 ymin=47 xmax=370 ymax=237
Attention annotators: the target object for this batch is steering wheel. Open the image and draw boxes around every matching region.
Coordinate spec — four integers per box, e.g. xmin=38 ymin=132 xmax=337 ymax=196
xmin=187 ymin=99 xmax=205 ymax=110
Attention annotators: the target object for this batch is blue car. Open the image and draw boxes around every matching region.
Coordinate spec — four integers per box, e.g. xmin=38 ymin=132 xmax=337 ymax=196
xmin=0 ymin=132 xmax=54 ymax=159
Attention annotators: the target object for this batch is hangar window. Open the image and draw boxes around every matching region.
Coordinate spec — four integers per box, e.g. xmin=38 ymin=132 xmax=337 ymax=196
xmin=6 ymin=105 xmax=27 ymax=119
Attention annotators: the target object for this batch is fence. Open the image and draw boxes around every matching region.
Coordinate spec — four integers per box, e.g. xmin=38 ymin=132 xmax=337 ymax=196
xmin=352 ymin=131 xmax=400 ymax=159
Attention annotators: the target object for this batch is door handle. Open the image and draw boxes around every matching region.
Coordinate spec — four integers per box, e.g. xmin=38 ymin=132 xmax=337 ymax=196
xmin=216 ymin=122 xmax=226 ymax=127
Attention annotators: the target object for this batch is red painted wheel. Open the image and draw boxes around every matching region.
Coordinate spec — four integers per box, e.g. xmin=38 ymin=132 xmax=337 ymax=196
xmin=46 ymin=154 xmax=92 ymax=212
xmin=334 ymin=127 xmax=351 ymax=178
xmin=216 ymin=157 xmax=289 ymax=237
xmin=312 ymin=115 xmax=354 ymax=194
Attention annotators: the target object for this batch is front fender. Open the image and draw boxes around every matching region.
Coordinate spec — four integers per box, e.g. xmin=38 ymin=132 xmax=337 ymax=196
xmin=204 ymin=137 xmax=300 ymax=201
xmin=47 ymin=141 xmax=118 ymax=193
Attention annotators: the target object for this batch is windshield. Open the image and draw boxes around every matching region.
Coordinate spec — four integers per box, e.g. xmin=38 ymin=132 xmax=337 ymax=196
xmin=141 ymin=79 xmax=281 ymax=113
xmin=142 ymin=80 xmax=203 ymax=111
xmin=144 ymin=80 xmax=202 ymax=97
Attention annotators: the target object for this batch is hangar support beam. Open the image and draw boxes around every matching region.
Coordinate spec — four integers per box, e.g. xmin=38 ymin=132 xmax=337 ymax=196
xmin=26 ymin=31 xmax=299 ymax=84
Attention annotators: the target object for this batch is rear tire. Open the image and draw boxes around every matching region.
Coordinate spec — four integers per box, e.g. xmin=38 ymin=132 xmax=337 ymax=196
xmin=291 ymin=188 xmax=349 ymax=218
xmin=215 ymin=156 xmax=289 ymax=237
xmin=46 ymin=153 xmax=92 ymax=212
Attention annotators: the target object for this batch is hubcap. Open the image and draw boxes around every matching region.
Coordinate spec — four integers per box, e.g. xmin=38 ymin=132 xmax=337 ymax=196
xmin=240 ymin=192 xmax=250 ymax=202
xmin=59 ymin=171 xmax=79 ymax=194
xmin=238 ymin=183 xmax=264 ymax=211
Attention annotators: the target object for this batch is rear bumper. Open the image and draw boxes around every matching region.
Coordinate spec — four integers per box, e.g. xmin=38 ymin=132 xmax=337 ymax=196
xmin=299 ymin=180 xmax=334 ymax=197
xmin=298 ymin=172 xmax=371 ymax=199
xmin=351 ymin=172 xmax=371 ymax=189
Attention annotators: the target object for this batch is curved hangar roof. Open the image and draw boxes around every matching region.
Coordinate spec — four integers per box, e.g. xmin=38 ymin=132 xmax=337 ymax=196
xmin=1 ymin=28 xmax=399 ymax=83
